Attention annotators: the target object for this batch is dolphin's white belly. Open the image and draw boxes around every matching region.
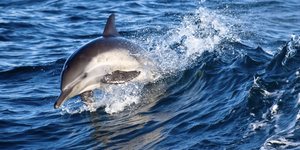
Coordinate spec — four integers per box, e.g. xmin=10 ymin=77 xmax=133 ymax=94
xmin=77 ymin=49 xmax=158 ymax=94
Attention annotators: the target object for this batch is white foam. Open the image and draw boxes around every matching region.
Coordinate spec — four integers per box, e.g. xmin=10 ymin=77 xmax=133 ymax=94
xmin=148 ymin=7 xmax=232 ymax=72
xmin=264 ymin=137 xmax=300 ymax=149
xmin=249 ymin=121 xmax=268 ymax=132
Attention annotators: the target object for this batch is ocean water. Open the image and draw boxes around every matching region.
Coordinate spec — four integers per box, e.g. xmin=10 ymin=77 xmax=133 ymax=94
xmin=1 ymin=0 xmax=300 ymax=149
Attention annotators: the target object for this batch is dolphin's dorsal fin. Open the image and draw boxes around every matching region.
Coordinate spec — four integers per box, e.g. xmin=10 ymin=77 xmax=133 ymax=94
xmin=103 ymin=14 xmax=120 ymax=38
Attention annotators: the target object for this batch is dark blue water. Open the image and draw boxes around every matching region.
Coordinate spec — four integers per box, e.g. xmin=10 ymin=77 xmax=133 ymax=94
xmin=1 ymin=0 xmax=300 ymax=149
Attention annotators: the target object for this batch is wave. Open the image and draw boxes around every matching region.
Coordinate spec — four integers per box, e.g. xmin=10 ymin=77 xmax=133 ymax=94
xmin=235 ymin=40 xmax=300 ymax=149
xmin=0 ymin=58 xmax=65 ymax=82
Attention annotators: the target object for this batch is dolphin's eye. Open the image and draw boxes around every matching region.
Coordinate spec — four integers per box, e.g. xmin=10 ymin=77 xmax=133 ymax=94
xmin=82 ymin=73 xmax=88 ymax=79
xmin=65 ymin=65 xmax=69 ymax=69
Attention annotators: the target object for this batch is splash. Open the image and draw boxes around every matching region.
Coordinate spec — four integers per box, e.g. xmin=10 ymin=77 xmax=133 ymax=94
xmin=60 ymin=83 xmax=144 ymax=115
xmin=145 ymin=7 xmax=233 ymax=73
xmin=98 ymin=83 xmax=144 ymax=114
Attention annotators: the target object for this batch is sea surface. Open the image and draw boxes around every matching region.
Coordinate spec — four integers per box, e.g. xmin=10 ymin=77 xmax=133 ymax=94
xmin=1 ymin=0 xmax=300 ymax=149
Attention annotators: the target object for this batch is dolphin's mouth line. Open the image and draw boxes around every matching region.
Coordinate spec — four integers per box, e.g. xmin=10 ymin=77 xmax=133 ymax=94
xmin=54 ymin=88 xmax=73 ymax=109
xmin=55 ymin=76 xmax=102 ymax=109
xmin=61 ymin=74 xmax=85 ymax=91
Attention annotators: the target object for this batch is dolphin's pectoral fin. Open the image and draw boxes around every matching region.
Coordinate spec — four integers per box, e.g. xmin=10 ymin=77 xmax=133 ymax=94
xmin=101 ymin=70 xmax=141 ymax=84
xmin=80 ymin=90 xmax=95 ymax=106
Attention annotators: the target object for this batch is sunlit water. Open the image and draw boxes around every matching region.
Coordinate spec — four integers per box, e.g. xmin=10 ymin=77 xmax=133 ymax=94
xmin=1 ymin=0 xmax=300 ymax=149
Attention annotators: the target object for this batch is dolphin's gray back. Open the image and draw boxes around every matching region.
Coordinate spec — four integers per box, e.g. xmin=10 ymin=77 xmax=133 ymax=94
xmin=65 ymin=37 xmax=144 ymax=69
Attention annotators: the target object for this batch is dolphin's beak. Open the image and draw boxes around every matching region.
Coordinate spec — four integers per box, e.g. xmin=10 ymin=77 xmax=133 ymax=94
xmin=54 ymin=88 xmax=73 ymax=109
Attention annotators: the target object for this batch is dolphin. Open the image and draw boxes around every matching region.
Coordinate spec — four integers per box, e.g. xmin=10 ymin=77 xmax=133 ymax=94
xmin=54 ymin=14 xmax=158 ymax=109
